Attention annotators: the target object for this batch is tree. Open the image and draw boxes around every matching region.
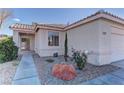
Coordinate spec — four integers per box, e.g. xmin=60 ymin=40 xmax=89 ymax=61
xmin=64 ymin=32 xmax=68 ymax=61
xmin=0 ymin=9 xmax=12 ymax=29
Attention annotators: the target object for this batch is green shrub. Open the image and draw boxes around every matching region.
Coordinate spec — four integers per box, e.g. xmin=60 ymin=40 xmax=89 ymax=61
xmin=0 ymin=53 xmax=5 ymax=63
xmin=72 ymin=48 xmax=87 ymax=70
xmin=0 ymin=37 xmax=18 ymax=63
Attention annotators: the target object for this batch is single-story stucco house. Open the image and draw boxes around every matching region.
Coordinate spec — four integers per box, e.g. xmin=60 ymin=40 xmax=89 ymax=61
xmin=10 ymin=10 xmax=124 ymax=66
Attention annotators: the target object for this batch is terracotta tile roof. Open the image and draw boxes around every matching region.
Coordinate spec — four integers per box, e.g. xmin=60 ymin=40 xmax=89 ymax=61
xmin=10 ymin=23 xmax=35 ymax=30
xmin=10 ymin=10 xmax=124 ymax=32
xmin=100 ymin=10 xmax=124 ymax=21
xmin=64 ymin=10 xmax=124 ymax=30
xmin=10 ymin=23 xmax=65 ymax=32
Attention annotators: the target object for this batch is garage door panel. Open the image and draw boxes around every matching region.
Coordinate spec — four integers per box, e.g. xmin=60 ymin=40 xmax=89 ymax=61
xmin=111 ymin=28 xmax=124 ymax=62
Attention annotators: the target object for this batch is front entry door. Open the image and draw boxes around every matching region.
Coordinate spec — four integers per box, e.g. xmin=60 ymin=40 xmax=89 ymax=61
xmin=21 ymin=38 xmax=30 ymax=50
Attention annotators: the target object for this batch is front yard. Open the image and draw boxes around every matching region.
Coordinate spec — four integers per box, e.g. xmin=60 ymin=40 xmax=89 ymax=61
xmin=0 ymin=36 xmax=19 ymax=84
xmin=33 ymin=54 xmax=120 ymax=85
xmin=0 ymin=60 xmax=19 ymax=84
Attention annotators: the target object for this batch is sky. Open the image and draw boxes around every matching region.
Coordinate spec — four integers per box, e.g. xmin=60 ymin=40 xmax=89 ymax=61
xmin=1 ymin=8 xmax=124 ymax=35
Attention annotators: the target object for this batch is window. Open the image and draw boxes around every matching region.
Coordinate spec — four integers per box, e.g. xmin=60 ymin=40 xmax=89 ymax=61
xmin=48 ymin=32 xmax=59 ymax=46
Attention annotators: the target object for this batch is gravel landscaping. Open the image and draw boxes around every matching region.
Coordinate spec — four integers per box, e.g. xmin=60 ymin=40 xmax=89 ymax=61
xmin=0 ymin=60 xmax=19 ymax=84
xmin=33 ymin=54 xmax=120 ymax=85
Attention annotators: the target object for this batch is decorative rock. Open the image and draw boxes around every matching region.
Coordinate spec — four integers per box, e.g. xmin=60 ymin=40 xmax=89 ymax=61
xmin=52 ymin=64 xmax=77 ymax=80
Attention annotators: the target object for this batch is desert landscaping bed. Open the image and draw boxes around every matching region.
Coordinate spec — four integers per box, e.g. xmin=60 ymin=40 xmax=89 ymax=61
xmin=33 ymin=54 xmax=120 ymax=85
xmin=0 ymin=60 xmax=19 ymax=84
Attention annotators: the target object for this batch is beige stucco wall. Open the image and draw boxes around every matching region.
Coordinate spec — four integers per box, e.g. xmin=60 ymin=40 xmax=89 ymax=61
xmin=13 ymin=31 xmax=20 ymax=47
xmin=98 ymin=19 xmax=111 ymax=65
xmin=35 ymin=30 xmax=42 ymax=54
xmin=35 ymin=29 xmax=65 ymax=57
xmin=66 ymin=19 xmax=120 ymax=65
xmin=13 ymin=31 xmax=21 ymax=53
xmin=67 ymin=20 xmax=100 ymax=65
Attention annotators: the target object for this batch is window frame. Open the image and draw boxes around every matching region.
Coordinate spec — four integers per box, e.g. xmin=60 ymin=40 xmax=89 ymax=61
xmin=48 ymin=31 xmax=59 ymax=46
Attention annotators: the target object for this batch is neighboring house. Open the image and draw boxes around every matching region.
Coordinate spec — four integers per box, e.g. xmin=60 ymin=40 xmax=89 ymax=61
xmin=10 ymin=10 xmax=124 ymax=65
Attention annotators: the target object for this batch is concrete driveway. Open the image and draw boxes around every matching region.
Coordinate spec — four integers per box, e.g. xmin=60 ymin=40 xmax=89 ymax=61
xmin=82 ymin=60 xmax=124 ymax=85
xmin=111 ymin=60 xmax=124 ymax=69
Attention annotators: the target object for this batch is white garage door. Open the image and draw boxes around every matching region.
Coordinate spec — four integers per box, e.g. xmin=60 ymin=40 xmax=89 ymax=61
xmin=111 ymin=26 xmax=124 ymax=62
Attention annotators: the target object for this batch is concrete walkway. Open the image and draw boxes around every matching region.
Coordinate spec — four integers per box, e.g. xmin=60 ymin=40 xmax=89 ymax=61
xmin=12 ymin=53 xmax=40 ymax=85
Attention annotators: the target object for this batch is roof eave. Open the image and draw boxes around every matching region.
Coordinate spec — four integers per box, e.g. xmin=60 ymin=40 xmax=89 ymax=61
xmin=64 ymin=13 xmax=124 ymax=31
xmin=64 ymin=13 xmax=103 ymax=30
xmin=10 ymin=28 xmax=35 ymax=34
xmin=35 ymin=25 xmax=64 ymax=32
